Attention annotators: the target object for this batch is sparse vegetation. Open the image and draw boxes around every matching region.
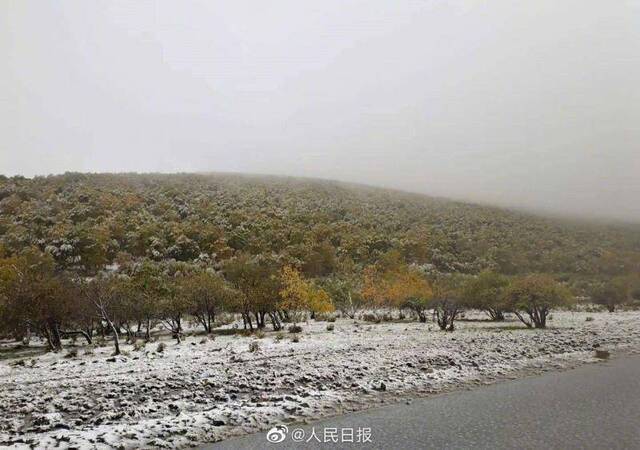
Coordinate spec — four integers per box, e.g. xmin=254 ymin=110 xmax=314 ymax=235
xmin=274 ymin=332 xmax=285 ymax=342
xmin=64 ymin=348 xmax=78 ymax=358
xmin=254 ymin=329 xmax=266 ymax=339
xmin=248 ymin=341 xmax=260 ymax=352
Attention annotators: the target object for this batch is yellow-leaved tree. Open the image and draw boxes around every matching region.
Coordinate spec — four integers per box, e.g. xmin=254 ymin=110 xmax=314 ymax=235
xmin=362 ymin=261 xmax=432 ymax=320
xmin=280 ymin=266 xmax=333 ymax=322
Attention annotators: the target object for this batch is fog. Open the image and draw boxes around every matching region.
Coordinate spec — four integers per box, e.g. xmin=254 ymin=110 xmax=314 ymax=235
xmin=1 ymin=1 xmax=639 ymax=221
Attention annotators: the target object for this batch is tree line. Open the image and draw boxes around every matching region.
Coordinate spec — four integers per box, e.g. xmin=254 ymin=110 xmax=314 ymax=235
xmin=3 ymin=246 xmax=636 ymax=356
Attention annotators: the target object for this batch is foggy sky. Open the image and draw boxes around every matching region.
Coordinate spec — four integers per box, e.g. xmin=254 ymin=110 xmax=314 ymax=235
xmin=1 ymin=1 xmax=639 ymax=221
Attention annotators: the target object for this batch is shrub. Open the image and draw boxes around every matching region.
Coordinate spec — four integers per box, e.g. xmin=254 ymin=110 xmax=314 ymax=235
xmin=460 ymin=271 xmax=510 ymax=321
xmin=254 ymin=329 xmax=266 ymax=339
xmin=591 ymin=276 xmax=634 ymax=312
xmin=288 ymin=324 xmax=302 ymax=334
xmin=133 ymin=340 xmax=146 ymax=351
xmin=362 ymin=313 xmax=380 ymax=323
xmin=503 ymin=275 xmax=572 ymax=329
xmin=83 ymin=347 xmax=94 ymax=356
xmin=291 ymin=334 xmax=300 ymax=343
xmin=274 ymin=332 xmax=285 ymax=342
xmin=64 ymin=348 xmax=78 ymax=358
xmin=326 ymin=324 xmax=335 ymax=331
xmin=248 ymin=341 xmax=260 ymax=352
xmin=585 ymin=316 xmax=594 ymax=322
xmin=327 ymin=316 xmax=337 ymax=323
xmin=156 ymin=342 xmax=166 ymax=353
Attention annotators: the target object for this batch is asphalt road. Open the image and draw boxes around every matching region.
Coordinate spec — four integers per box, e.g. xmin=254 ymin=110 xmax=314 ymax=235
xmin=205 ymin=355 xmax=640 ymax=450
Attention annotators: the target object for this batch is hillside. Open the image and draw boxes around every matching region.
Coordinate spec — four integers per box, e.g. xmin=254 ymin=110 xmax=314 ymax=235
xmin=1 ymin=172 xmax=638 ymax=282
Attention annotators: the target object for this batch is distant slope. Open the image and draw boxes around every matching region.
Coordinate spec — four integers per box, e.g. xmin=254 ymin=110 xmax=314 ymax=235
xmin=0 ymin=172 xmax=639 ymax=279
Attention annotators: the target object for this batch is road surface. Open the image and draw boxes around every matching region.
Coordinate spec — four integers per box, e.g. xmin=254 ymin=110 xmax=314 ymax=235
xmin=205 ymin=355 xmax=640 ymax=449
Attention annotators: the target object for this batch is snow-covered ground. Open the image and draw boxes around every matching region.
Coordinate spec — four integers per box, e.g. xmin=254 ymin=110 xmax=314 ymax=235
xmin=1 ymin=311 xmax=640 ymax=449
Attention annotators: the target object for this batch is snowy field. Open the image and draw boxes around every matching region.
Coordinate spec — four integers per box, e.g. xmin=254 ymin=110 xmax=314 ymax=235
xmin=1 ymin=311 xmax=640 ymax=449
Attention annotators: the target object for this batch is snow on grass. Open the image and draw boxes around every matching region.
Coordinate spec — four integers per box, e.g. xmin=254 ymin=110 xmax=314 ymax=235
xmin=1 ymin=311 xmax=640 ymax=448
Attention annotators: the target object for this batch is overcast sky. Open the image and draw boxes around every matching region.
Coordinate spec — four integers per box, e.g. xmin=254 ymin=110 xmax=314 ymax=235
xmin=1 ymin=1 xmax=639 ymax=221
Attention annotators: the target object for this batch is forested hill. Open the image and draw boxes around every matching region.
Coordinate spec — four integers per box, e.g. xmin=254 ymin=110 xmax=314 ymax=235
xmin=0 ymin=172 xmax=638 ymax=281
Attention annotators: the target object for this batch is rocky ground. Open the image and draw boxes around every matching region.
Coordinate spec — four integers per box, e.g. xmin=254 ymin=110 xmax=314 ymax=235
xmin=1 ymin=310 xmax=640 ymax=449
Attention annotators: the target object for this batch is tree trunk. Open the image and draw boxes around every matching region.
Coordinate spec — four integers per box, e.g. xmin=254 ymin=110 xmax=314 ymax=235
xmin=145 ymin=318 xmax=151 ymax=341
xmin=61 ymin=330 xmax=93 ymax=345
xmin=107 ymin=320 xmax=120 ymax=355
xmin=487 ymin=309 xmax=505 ymax=321
xmin=51 ymin=321 xmax=63 ymax=350
xmin=269 ymin=312 xmax=282 ymax=331
xmin=22 ymin=326 xmax=31 ymax=345
xmin=244 ymin=313 xmax=253 ymax=331
xmin=43 ymin=325 xmax=56 ymax=351
xmin=513 ymin=311 xmax=533 ymax=328
xmin=206 ymin=311 xmax=214 ymax=333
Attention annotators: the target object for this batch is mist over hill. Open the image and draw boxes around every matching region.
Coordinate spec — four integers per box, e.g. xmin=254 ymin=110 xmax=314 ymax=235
xmin=1 ymin=172 xmax=639 ymax=286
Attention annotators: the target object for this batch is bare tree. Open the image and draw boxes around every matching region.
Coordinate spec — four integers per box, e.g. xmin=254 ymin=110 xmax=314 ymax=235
xmin=81 ymin=277 xmax=124 ymax=355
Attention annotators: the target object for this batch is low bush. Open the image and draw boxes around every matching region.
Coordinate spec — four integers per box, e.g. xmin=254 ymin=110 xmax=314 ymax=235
xmin=248 ymin=341 xmax=260 ymax=352
xmin=156 ymin=342 xmax=166 ymax=353
xmin=288 ymin=324 xmax=303 ymax=333
xmin=326 ymin=324 xmax=335 ymax=331
xmin=362 ymin=313 xmax=381 ymax=323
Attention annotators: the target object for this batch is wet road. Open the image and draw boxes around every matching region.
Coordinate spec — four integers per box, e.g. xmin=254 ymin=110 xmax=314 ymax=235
xmin=205 ymin=355 xmax=640 ymax=450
